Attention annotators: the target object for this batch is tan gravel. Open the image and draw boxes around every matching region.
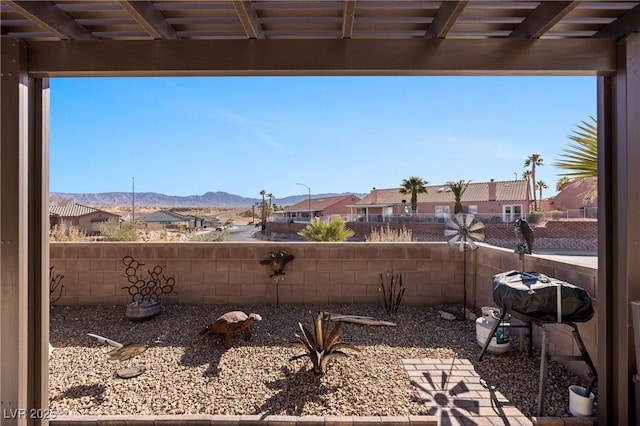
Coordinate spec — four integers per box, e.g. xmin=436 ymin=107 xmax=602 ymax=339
xmin=49 ymin=304 xmax=593 ymax=418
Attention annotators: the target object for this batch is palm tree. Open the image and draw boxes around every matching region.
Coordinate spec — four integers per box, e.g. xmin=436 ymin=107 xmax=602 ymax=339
xmin=267 ymin=193 xmax=274 ymax=216
xmin=536 ymin=180 xmax=548 ymax=206
xmin=524 ymin=154 xmax=544 ymax=211
xmin=522 ymin=170 xmax=534 ymax=211
xmin=556 ymin=176 xmax=571 ymax=192
xmin=553 ymin=117 xmax=597 ymax=181
xmin=259 ymin=189 xmax=267 ymax=231
xmin=447 ymin=179 xmax=470 ymax=213
xmin=399 ymin=176 xmax=429 ymax=214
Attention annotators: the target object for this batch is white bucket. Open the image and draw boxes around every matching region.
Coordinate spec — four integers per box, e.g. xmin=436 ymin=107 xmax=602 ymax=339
xmin=569 ymin=385 xmax=594 ymax=416
xmin=475 ymin=315 xmax=510 ymax=354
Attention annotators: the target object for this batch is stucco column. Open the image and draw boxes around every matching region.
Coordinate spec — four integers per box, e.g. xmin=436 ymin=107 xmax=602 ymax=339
xmin=1 ymin=36 xmax=50 ymax=426
xmin=597 ymin=32 xmax=640 ymax=425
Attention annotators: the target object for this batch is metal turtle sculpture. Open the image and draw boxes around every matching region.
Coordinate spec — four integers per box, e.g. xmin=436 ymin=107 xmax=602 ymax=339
xmin=199 ymin=311 xmax=262 ymax=349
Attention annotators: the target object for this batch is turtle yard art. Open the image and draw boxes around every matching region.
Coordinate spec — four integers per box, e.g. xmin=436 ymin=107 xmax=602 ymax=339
xmin=199 ymin=311 xmax=263 ymax=349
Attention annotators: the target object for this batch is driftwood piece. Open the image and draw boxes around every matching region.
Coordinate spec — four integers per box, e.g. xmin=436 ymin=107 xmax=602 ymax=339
xmin=326 ymin=313 xmax=397 ymax=327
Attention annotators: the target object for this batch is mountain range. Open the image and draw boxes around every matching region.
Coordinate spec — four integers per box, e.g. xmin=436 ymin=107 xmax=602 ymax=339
xmin=50 ymin=191 xmax=365 ymax=209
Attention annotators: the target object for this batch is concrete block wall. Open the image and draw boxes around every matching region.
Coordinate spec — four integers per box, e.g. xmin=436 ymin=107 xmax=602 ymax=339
xmin=471 ymin=245 xmax=598 ymax=380
xmin=49 ymin=242 xmax=465 ymax=307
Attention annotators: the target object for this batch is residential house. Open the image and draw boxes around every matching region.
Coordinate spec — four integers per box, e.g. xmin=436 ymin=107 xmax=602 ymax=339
xmin=49 ymin=203 xmax=121 ymax=235
xmin=137 ymin=210 xmax=205 ymax=231
xmin=542 ymin=178 xmax=597 ymax=218
xmin=278 ymin=194 xmax=361 ymax=221
xmin=351 ymin=179 xmax=530 ymax=223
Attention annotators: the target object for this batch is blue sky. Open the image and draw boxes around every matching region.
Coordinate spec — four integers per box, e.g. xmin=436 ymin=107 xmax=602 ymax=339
xmin=50 ymin=76 xmax=595 ymax=199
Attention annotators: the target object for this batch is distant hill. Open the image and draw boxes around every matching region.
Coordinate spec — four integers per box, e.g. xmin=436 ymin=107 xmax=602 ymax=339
xmin=50 ymin=191 xmax=365 ymax=209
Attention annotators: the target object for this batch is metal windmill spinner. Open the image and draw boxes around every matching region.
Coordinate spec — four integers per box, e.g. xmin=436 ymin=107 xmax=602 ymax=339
xmin=445 ymin=213 xmax=485 ymax=252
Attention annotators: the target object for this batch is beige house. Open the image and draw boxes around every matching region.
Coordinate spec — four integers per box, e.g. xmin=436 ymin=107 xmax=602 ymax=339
xmin=352 ymin=179 xmax=530 ymax=223
xmin=49 ymin=203 xmax=121 ymax=235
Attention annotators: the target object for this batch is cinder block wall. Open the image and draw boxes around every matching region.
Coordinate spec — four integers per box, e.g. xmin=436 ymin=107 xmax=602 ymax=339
xmin=49 ymin=242 xmax=465 ymax=307
xmin=472 ymin=244 xmax=598 ymax=379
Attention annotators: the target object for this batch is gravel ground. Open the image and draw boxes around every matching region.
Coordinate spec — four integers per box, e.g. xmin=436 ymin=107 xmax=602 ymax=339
xmin=49 ymin=304 xmax=595 ymax=418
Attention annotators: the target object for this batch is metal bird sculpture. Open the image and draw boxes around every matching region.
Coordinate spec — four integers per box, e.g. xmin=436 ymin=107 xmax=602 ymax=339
xmin=513 ymin=217 xmax=535 ymax=255
xmin=88 ymin=333 xmax=149 ymax=379
xmin=260 ymin=250 xmax=295 ymax=277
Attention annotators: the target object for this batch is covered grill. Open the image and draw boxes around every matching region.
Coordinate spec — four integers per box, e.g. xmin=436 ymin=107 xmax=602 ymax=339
xmin=492 ymin=270 xmax=594 ymax=324
xmin=478 ymin=270 xmax=597 ymax=417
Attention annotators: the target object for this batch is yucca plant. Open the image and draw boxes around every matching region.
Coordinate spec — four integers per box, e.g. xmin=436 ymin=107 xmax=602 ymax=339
xmin=290 ymin=311 xmax=360 ymax=375
xmin=297 ymin=217 xmax=355 ymax=242
xmin=379 ymin=271 xmax=405 ymax=316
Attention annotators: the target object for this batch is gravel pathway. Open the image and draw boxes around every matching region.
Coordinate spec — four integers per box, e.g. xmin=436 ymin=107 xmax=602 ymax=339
xmin=49 ymin=304 xmax=594 ymax=418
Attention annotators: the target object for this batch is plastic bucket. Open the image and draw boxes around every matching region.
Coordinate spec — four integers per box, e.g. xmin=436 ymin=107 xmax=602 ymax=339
xmin=476 ymin=316 xmax=510 ymax=353
xmin=569 ymin=385 xmax=594 ymax=416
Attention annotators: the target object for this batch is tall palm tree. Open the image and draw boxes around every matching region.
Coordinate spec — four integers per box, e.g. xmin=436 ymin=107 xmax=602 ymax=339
xmin=259 ymin=189 xmax=267 ymax=231
xmin=447 ymin=179 xmax=470 ymax=213
xmin=267 ymin=193 xmax=274 ymax=216
xmin=522 ymin=170 xmax=534 ymax=211
xmin=553 ymin=117 xmax=597 ymax=180
xmin=399 ymin=176 xmax=429 ymax=214
xmin=524 ymin=154 xmax=544 ymax=211
xmin=536 ymin=180 xmax=548 ymax=206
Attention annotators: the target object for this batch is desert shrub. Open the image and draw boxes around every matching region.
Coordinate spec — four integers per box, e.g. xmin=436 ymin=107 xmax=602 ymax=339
xmin=185 ymin=229 xmax=227 ymax=242
xmin=549 ymin=210 xmax=564 ymax=220
xmin=527 ymin=211 xmax=545 ymax=224
xmin=366 ymin=224 xmax=413 ymax=242
xmin=297 ymin=217 xmax=355 ymax=242
xmin=99 ymin=218 xmax=137 ymax=241
xmin=49 ymin=222 xmax=87 ymax=241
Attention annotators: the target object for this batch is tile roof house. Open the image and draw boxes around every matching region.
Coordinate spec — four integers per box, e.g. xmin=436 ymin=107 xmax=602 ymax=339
xmin=352 ymin=179 xmax=530 ymax=223
xmin=137 ymin=210 xmax=205 ymax=230
xmin=49 ymin=203 xmax=121 ymax=235
xmin=278 ymin=194 xmax=361 ymax=220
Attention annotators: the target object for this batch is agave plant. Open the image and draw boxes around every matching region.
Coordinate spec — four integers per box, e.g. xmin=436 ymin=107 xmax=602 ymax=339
xmin=290 ymin=311 xmax=360 ymax=375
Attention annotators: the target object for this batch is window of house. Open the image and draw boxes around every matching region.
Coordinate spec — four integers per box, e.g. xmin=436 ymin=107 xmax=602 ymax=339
xmin=435 ymin=206 xmax=450 ymax=222
xmin=463 ymin=205 xmax=478 ymax=214
xmin=503 ymin=205 xmax=523 ymax=222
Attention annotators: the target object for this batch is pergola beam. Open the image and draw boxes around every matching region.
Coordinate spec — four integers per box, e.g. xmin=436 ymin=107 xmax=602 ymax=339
xmin=118 ymin=1 xmax=179 ymax=40
xmin=233 ymin=0 xmax=264 ymax=39
xmin=5 ymin=0 xmax=95 ymax=40
xmin=510 ymin=1 xmax=578 ymax=39
xmin=594 ymin=4 xmax=640 ymax=40
xmin=341 ymin=0 xmax=356 ymax=39
xmin=26 ymin=38 xmax=616 ymax=77
xmin=424 ymin=1 xmax=467 ymax=39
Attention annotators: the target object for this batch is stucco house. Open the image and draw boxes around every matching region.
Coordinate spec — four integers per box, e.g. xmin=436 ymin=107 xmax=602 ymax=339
xmin=278 ymin=194 xmax=361 ymax=221
xmin=137 ymin=210 xmax=205 ymax=231
xmin=542 ymin=178 xmax=598 ymax=218
xmin=351 ymin=179 xmax=530 ymax=223
xmin=49 ymin=203 xmax=121 ymax=235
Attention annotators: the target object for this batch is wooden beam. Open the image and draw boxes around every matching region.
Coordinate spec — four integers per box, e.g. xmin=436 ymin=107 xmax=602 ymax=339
xmin=594 ymin=4 xmax=640 ymax=40
xmin=342 ymin=0 xmax=356 ymax=39
xmin=5 ymin=0 xmax=95 ymax=41
xmin=26 ymin=39 xmax=616 ymax=77
xmin=233 ymin=0 xmax=264 ymax=39
xmin=118 ymin=1 xmax=179 ymax=40
xmin=425 ymin=1 xmax=467 ymax=39
xmin=510 ymin=1 xmax=578 ymax=39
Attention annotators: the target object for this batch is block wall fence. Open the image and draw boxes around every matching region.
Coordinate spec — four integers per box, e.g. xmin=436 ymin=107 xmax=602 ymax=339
xmin=49 ymin=241 xmax=597 ymax=379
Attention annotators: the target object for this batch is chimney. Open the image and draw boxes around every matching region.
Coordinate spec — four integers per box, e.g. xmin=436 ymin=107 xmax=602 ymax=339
xmin=488 ymin=179 xmax=497 ymax=201
xmin=371 ymin=187 xmax=377 ymax=204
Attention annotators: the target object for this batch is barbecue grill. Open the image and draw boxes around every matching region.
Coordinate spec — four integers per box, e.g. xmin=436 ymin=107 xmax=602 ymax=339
xmin=478 ymin=270 xmax=597 ymax=417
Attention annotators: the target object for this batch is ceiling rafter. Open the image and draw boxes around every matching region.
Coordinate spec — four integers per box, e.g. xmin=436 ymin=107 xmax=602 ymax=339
xmin=510 ymin=1 xmax=578 ymax=39
xmin=424 ymin=0 xmax=468 ymax=39
xmin=233 ymin=0 xmax=264 ymax=39
xmin=118 ymin=1 xmax=178 ymax=40
xmin=341 ymin=0 xmax=356 ymax=39
xmin=5 ymin=1 xmax=95 ymax=41
xmin=593 ymin=3 xmax=640 ymax=40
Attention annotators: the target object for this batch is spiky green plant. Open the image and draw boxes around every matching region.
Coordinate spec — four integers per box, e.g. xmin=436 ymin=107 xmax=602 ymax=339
xmin=553 ymin=116 xmax=598 ymax=180
xmin=379 ymin=271 xmax=405 ymax=316
xmin=290 ymin=311 xmax=360 ymax=375
xmin=297 ymin=217 xmax=355 ymax=242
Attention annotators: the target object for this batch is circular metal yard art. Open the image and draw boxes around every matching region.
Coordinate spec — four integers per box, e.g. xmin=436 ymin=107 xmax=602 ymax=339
xmin=444 ymin=213 xmax=485 ymax=320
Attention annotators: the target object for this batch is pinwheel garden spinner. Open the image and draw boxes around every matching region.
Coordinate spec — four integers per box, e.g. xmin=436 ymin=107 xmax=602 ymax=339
xmin=444 ymin=213 xmax=485 ymax=320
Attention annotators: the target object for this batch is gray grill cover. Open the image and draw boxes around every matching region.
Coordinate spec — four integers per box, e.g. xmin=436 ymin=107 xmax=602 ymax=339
xmin=492 ymin=270 xmax=594 ymax=323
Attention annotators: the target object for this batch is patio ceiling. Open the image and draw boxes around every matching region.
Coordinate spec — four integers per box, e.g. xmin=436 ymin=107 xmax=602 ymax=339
xmin=1 ymin=1 xmax=638 ymax=42
xmin=1 ymin=1 xmax=638 ymax=77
